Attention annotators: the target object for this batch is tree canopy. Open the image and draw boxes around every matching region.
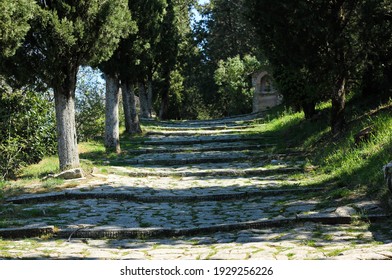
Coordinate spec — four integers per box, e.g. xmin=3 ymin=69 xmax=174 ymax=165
xmin=1 ymin=0 xmax=132 ymax=170
xmin=245 ymin=0 xmax=391 ymax=133
xmin=1 ymin=0 xmax=391 ymax=174
xmin=0 ymin=0 xmax=36 ymax=57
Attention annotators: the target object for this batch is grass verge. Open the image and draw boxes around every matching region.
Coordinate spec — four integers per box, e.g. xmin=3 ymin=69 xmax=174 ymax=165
xmin=0 ymin=131 xmax=145 ymax=198
xmin=248 ymin=97 xmax=392 ymax=204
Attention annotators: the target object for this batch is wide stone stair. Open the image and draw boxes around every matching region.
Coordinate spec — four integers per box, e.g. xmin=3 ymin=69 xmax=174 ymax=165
xmin=1 ymin=113 xmax=391 ymax=260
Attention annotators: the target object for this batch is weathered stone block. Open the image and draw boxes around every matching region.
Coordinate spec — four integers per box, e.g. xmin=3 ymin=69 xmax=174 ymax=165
xmin=54 ymin=168 xmax=84 ymax=180
xmin=335 ymin=206 xmax=357 ymax=216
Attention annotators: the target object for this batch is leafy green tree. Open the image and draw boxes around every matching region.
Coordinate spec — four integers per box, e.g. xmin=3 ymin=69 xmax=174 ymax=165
xmin=246 ymin=0 xmax=362 ymax=133
xmin=214 ymin=55 xmax=262 ymax=116
xmin=244 ymin=0 xmax=324 ymax=119
xmin=189 ymin=0 xmax=262 ymax=119
xmin=2 ymin=1 xmax=131 ymax=170
xmin=157 ymin=0 xmax=180 ymax=120
xmin=0 ymin=0 xmax=36 ymax=57
xmin=156 ymin=0 xmax=209 ymax=120
xmin=197 ymin=0 xmax=257 ymax=64
xmin=0 ymin=88 xmax=56 ymax=179
xmin=359 ymin=0 xmax=392 ymax=100
xmin=170 ymin=28 xmax=212 ymax=120
xmin=101 ymin=0 xmax=166 ymax=145
xmin=127 ymin=0 xmax=167 ymax=119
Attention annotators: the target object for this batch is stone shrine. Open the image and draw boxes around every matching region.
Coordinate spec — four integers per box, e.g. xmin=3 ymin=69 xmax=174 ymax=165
xmin=252 ymin=71 xmax=282 ymax=112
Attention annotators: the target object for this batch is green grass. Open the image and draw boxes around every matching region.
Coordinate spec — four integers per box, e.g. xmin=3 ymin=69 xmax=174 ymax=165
xmin=303 ymin=240 xmax=318 ymax=248
xmin=286 ymin=252 xmax=295 ymax=259
xmin=325 ymin=248 xmax=347 ymax=257
xmin=246 ymin=97 xmax=392 ymax=205
xmin=19 ymin=156 xmax=60 ymax=179
xmin=41 ymin=178 xmax=65 ymax=190
xmin=0 ymin=129 xmax=146 ymax=197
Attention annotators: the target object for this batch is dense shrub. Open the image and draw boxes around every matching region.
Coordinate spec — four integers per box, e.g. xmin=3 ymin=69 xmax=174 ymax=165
xmin=0 ymin=89 xmax=57 ymax=179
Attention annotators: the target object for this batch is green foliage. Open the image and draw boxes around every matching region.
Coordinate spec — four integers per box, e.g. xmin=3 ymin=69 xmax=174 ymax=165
xmin=181 ymin=87 xmax=214 ymax=120
xmin=184 ymin=0 xmax=264 ymax=119
xmin=36 ymin=0 xmax=132 ymax=85
xmin=0 ymin=89 xmax=57 ymax=179
xmin=2 ymin=0 xmax=132 ymax=89
xmin=259 ymin=98 xmax=392 ymax=199
xmin=319 ymin=108 xmax=392 ymax=192
xmin=0 ymin=0 xmax=35 ymax=57
xmin=214 ymin=55 xmax=262 ymax=116
xmin=245 ymin=0 xmax=392 ymax=130
xmin=359 ymin=0 xmax=392 ymax=99
xmin=0 ymin=0 xmax=134 ymax=171
xmin=156 ymin=0 xmax=181 ymax=119
xmin=120 ymin=0 xmax=166 ymax=81
xmin=75 ymin=67 xmax=105 ymax=141
xmin=166 ymin=69 xmax=184 ymax=119
xmin=198 ymin=0 xmax=258 ymax=64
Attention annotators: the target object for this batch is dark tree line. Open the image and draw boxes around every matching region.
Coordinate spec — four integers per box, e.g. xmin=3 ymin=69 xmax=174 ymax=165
xmin=1 ymin=0 xmax=391 ymax=175
xmin=0 ymin=0 xmax=197 ymax=172
xmin=245 ymin=0 xmax=392 ymax=134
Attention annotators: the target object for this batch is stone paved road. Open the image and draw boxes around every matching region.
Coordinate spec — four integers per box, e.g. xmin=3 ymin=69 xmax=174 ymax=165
xmin=1 ymin=113 xmax=391 ymax=260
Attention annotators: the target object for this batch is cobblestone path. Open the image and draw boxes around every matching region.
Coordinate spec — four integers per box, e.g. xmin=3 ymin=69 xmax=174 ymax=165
xmin=1 ymin=114 xmax=391 ymax=260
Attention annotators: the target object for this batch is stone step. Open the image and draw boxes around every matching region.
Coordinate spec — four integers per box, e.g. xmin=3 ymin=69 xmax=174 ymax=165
xmin=111 ymin=149 xmax=305 ymax=167
xmin=1 ymin=194 xmax=387 ymax=239
xmin=97 ymin=172 xmax=298 ymax=193
xmin=146 ymin=129 xmax=255 ymax=137
xmin=145 ymin=125 xmax=258 ymax=131
xmin=143 ymin=120 xmax=261 ymax=129
xmin=141 ymin=113 xmax=264 ymax=127
xmin=122 ymin=165 xmax=303 ymax=177
xmin=6 ymin=187 xmax=324 ymax=205
xmin=119 ymin=150 xmax=250 ymax=166
xmin=0 ymin=226 xmax=55 ymax=239
xmin=126 ymin=143 xmax=276 ymax=155
xmin=1 ymin=212 xmax=389 ymax=240
xmin=141 ymin=123 xmax=263 ymax=132
xmin=144 ymin=135 xmax=271 ymax=146
xmin=55 ymin=213 xmax=389 ymax=240
xmin=6 ymin=195 xmax=313 ymax=231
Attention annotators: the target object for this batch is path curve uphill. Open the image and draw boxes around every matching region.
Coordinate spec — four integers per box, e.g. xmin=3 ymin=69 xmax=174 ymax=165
xmin=1 ymin=113 xmax=391 ymax=260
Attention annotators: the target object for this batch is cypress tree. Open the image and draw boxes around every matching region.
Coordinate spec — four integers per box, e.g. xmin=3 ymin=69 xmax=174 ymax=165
xmin=2 ymin=0 xmax=132 ymax=170
xmin=0 ymin=0 xmax=35 ymax=57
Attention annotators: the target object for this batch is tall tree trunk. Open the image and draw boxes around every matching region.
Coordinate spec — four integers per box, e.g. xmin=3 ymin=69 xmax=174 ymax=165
xmin=122 ymin=82 xmax=142 ymax=134
xmin=159 ymin=73 xmax=170 ymax=120
xmin=122 ymin=80 xmax=132 ymax=134
xmin=147 ymin=75 xmax=154 ymax=118
xmin=331 ymin=77 xmax=346 ymax=135
xmin=302 ymin=100 xmax=316 ymax=120
xmin=105 ymin=74 xmax=121 ymax=154
xmin=139 ymin=82 xmax=149 ymax=119
xmin=53 ymin=66 xmax=80 ymax=171
xmin=159 ymin=90 xmax=169 ymax=120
